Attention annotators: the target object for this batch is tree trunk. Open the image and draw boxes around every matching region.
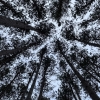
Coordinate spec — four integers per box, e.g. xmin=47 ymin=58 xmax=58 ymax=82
xmin=69 ymin=83 xmax=77 ymax=100
xmin=9 ymin=72 xmax=20 ymax=85
xmin=21 ymin=67 xmax=36 ymax=100
xmin=81 ymin=66 xmax=100 ymax=83
xmin=62 ymin=66 xmax=81 ymax=100
xmin=68 ymin=73 xmax=81 ymax=100
xmin=0 ymin=41 xmax=40 ymax=67
xmin=25 ymin=62 xmax=41 ymax=100
xmin=0 ymin=42 xmax=37 ymax=56
xmin=38 ymin=57 xmax=50 ymax=100
xmin=89 ymin=67 xmax=100 ymax=78
xmin=74 ymin=38 xmax=100 ymax=48
xmin=71 ymin=55 xmax=100 ymax=83
xmin=58 ymin=42 xmax=100 ymax=100
xmin=38 ymin=69 xmax=47 ymax=100
xmin=25 ymin=47 xmax=46 ymax=100
xmin=0 ymin=15 xmax=40 ymax=32
xmin=0 ymin=51 xmax=21 ymax=67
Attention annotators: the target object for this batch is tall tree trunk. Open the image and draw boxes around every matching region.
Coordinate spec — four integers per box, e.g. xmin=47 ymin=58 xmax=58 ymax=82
xmin=81 ymin=66 xmax=100 ymax=83
xmin=25 ymin=47 xmax=46 ymax=100
xmin=9 ymin=72 xmax=20 ymax=85
xmin=0 ymin=15 xmax=40 ymax=32
xmin=64 ymin=36 xmax=100 ymax=48
xmin=68 ymin=73 xmax=81 ymax=100
xmin=20 ymin=67 xmax=36 ymax=100
xmin=25 ymin=61 xmax=42 ymax=100
xmin=38 ymin=69 xmax=47 ymax=100
xmin=62 ymin=66 xmax=81 ymax=100
xmin=0 ymin=42 xmax=37 ymax=56
xmin=74 ymin=38 xmax=100 ymax=48
xmin=0 ymin=41 xmax=40 ymax=67
xmin=58 ymin=42 xmax=100 ymax=100
xmin=69 ymin=83 xmax=77 ymax=100
xmin=71 ymin=56 xmax=100 ymax=83
xmin=38 ymin=57 xmax=51 ymax=100
xmin=0 ymin=51 xmax=22 ymax=67
xmin=89 ymin=67 xmax=100 ymax=78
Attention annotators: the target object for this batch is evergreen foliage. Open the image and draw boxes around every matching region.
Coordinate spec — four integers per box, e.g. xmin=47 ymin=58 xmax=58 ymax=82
xmin=0 ymin=0 xmax=100 ymax=100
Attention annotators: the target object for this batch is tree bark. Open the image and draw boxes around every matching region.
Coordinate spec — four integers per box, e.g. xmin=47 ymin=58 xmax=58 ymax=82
xmin=64 ymin=36 xmax=100 ymax=48
xmin=80 ymin=66 xmax=100 ymax=83
xmin=25 ymin=62 xmax=42 ymax=100
xmin=25 ymin=47 xmax=46 ymax=100
xmin=71 ymin=55 xmax=100 ymax=83
xmin=74 ymin=37 xmax=100 ymax=48
xmin=21 ymin=67 xmax=36 ymax=100
xmin=58 ymin=42 xmax=100 ymax=100
xmin=68 ymin=73 xmax=81 ymax=100
xmin=0 ymin=15 xmax=40 ymax=32
xmin=62 ymin=66 xmax=81 ymax=100
xmin=38 ymin=57 xmax=50 ymax=100
xmin=0 ymin=42 xmax=37 ymax=56
xmin=9 ymin=72 xmax=20 ymax=85
xmin=0 ymin=41 xmax=40 ymax=67
xmin=38 ymin=68 xmax=48 ymax=100
xmin=0 ymin=51 xmax=22 ymax=68
xmin=69 ymin=83 xmax=77 ymax=100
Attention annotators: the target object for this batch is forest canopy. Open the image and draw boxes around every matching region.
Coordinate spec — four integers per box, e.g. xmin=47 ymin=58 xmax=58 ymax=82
xmin=0 ymin=0 xmax=100 ymax=100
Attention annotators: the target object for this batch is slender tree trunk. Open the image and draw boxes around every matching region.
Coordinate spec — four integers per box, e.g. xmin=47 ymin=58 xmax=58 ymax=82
xmin=38 ymin=74 xmax=46 ymax=100
xmin=89 ymin=67 xmax=100 ymax=78
xmin=58 ymin=42 xmax=100 ymax=100
xmin=0 ymin=72 xmax=19 ymax=99
xmin=91 ymin=62 xmax=100 ymax=70
xmin=38 ymin=56 xmax=50 ymax=100
xmin=0 ymin=15 xmax=40 ymax=32
xmin=0 ymin=41 xmax=40 ymax=67
xmin=71 ymin=56 xmax=100 ymax=83
xmin=25 ymin=62 xmax=41 ymax=100
xmin=64 ymin=35 xmax=100 ymax=48
xmin=88 ymin=72 xmax=100 ymax=83
xmin=9 ymin=72 xmax=20 ymax=85
xmin=0 ymin=48 xmax=21 ymax=56
xmin=68 ymin=73 xmax=81 ymax=100
xmin=25 ymin=47 xmax=47 ymax=100
xmin=62 ymin=66 xmax=81 ymax=100
xmin=69 ymin=83 xmax=77 ymax=100
xmin=21 ymin=67 xmax=36 ymax=100
xmin=81 ymin=66 xmax=100 ymax=83
xmin=61 ymin=59 xmax=80 ymax=100
xmin=0 ymin=51 xmax=21 ymax=67
xmin=72 ymin=86 xmax=81 ymax=100
xmin=0 ymin=42 xmax=37 ymax=56
xmin=74 ymin=38 xmax=100 ymax=48
xmin=38 ymin=69 xmax=47 ymax=100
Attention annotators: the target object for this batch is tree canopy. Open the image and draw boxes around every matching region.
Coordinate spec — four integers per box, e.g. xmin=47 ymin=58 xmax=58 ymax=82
xmin=0 ymin=0 xmax=100 ymax=100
